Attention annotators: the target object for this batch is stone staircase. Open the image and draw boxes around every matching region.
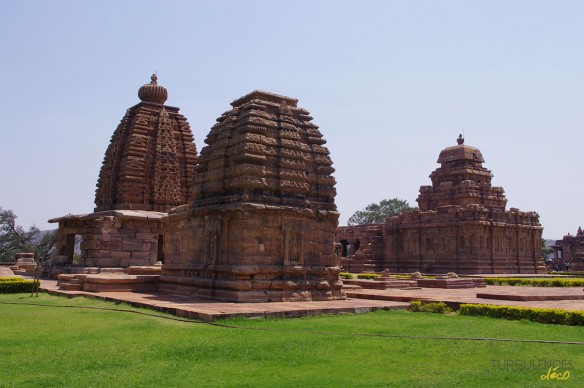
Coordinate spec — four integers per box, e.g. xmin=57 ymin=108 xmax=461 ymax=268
xmin=57 ymin=275 xmax=83 ymax=291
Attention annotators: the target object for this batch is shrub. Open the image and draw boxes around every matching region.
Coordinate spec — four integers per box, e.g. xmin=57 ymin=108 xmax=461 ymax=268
xmin=458 ymin=304 xmax=584 ymax=326
xmin=357 ymin=273 xmax=380 ymax=279
xmin=0 ymin=279 xmax=38 ymax=293
xmin=339 ymin=272 xmax=354 ymax=279
xmin=482 ymin=277 xmax=584 ymax=287
xmin=549 ymin=271 xmax=584 ymax=277
xmin=0 ymin=277 xmax=25 ymax=283
xmin=408 ymin=301 xmax=452 ymax=314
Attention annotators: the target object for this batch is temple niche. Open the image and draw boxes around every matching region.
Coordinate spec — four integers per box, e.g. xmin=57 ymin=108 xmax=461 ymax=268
xmin=49 ymin=76 xmax=198 ymax=272
xmin=159 ymin=90 xmax=345 ymax=302
xmin=337 ymin=135 xmax=546 ymax=274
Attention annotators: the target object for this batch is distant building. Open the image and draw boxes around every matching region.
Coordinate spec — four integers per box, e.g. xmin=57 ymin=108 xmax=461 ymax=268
xmin=337 ymin=135 xmax=546 ymax=274
xmin=551 ymin=227 xmax=584 ymax=271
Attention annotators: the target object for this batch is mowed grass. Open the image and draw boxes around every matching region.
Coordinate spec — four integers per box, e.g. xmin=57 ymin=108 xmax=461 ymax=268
xmin=0 ymin=293 xmax=583 ymax=387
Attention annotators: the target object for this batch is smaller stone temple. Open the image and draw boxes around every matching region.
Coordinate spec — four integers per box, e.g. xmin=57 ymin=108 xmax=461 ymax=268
xmin=49 ymin=75 xmax=198 ymax=273
xmin=551 ymin=227 xmax=584 ymax=271
xmin=159 ymin=90 xmax=344 ymax=302
xmin=337 ymin=135 xmax=546 ymax=274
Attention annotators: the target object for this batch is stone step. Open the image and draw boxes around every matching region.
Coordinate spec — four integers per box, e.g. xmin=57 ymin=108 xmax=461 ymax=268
xmin=417 ymin=279 xmax=481 ymax=289
xmin=99 ymin=267 xmax=125 ymax=274
xmin=59 ymin=283 xmax=82 ymax=291
xmin=341 ymin=284 xmax=362 ymax=290
xmin=383 ymin=281 xmax=418 ymax=288
xmin=342 ymin=279 xmax=387 ymax=289
xmin=345 ymin=291 xmax=431 ymax=303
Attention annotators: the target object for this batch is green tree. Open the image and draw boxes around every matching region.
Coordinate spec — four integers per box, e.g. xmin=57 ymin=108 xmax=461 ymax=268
xmin=541 ymin=238 xmax=553 ymax=263
xmin=347 ymin=198 xmax=417 ymax=225
xmin=0 ymin=207 xmax=54 ymax=262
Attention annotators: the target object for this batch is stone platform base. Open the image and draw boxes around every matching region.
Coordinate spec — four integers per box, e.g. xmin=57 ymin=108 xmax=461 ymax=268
xmin=417 ymin=278 xmax=485 ymax=289
xmin=342 ymin=278 xmax=418 ymax=290
xmin=345 ymin=291 xmax=432 ymax=303
xmin=57 ymin=273 xmax=159 ymax=293
xmin=158 ymin=279 xmax=346 ymax=303
xmin=160 ymin=264 xmax=347 ymax=303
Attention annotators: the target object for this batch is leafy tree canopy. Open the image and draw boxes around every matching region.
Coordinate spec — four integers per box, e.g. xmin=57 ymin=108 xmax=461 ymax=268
xmin=0 ymin=207 xmax=55 ymax=262
xmin=347 ymin=198 xmax=417 ymax=225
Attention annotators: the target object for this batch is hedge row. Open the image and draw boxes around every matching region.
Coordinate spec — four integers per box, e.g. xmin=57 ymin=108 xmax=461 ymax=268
xmin=459 ymin=304 xmax=584 ymax=326
xmin=339 ymin=272 xmax=354 ymax=279
xmin=357 ymin=273 xmax=380 ymax=279
xmin=0 ymin=277 xmax=25 ymax=283
xmin=0 ymin=279 xmax=38 ymax=293
xmin=408 ymin=301 xmax=452 ymax=314
xmin=483 ymin=278 xmax=584 ymax=287
xmin=549 ymin=271 xmax=584 ymax=277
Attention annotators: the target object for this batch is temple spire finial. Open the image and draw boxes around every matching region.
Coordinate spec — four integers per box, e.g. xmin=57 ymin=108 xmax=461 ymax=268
xmin=138 ymin=74 xmax=167 ymax=104
xmin=457 ymin=133 xmax=464 ymax=145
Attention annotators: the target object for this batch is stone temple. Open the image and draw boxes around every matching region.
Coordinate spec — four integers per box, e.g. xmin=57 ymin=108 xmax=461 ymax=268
xmin=159 ymin=90 xmax=345 ymax=302
xmin=551 ymin=227 xmax=584 ymax=271
xmin=49 ymin=75 xmax=197 ymax=273
xmin=337 ymin=135 xmax=546 ymax=274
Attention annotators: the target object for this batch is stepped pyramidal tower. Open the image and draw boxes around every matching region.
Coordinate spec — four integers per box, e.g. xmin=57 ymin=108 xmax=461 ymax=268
xmin=160 ymin=90 xmax=345 ymax=302
xmin=336 ymin=135 xmax=546 ymax=274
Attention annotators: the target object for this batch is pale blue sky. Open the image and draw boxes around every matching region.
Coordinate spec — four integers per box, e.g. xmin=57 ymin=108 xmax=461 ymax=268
xmin=1 ymin=0 xmax=582 ymax=239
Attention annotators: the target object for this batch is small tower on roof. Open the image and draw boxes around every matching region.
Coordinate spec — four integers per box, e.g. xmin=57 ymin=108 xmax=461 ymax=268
xmin=417 ymin=135 xmax=507 ymax=212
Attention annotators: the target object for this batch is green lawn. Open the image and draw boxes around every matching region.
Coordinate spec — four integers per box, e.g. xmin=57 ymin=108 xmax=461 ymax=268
xmin=1 ymin=293 xmax=582 ymax=387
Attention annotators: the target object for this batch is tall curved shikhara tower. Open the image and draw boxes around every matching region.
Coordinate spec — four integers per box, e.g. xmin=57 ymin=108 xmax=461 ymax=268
xmin=160 ymin=90 xmax=344 ymax=302
xmin=95 ymin=75 xmax=198 ymax=212
xmin=50 ymin=76 xmax=198 ymax=269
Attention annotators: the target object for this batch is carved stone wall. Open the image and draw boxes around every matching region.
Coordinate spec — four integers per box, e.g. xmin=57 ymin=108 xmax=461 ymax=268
xmin=336 ymin=224 xmax=384 ymax=272
xmin=160 ymin=90 xmax=344 ymax=302
xmin=552 ymin=227 xmax=584 ymax=271
xmin=383 ymin=206 xmax=544 ymax=274
xmin=50 ymin=211 xmax=164 ymax=270
xmin=336 ymin=135 xmax=546 ymax=274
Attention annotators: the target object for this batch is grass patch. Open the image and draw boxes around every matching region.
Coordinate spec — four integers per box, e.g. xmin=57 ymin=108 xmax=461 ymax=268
xmin=356 ymin=273 xmax=380 ymax=279
xmin=1 ymin=293 xmax=583 ymax=387
xmin=459 ymin=304 xmax=584 ymax=326
xmin=409 ymin=301 xmax=453 ymax=314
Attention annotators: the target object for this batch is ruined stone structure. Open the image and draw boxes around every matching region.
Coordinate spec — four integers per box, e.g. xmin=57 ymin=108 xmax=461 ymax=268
xmin=49 ymin=76 xmax=197 ymax=271
xmin=551 ymin=227 xmax=584 ymax=271
xmin=336 ymin=224 xmax=383 ymax=273
xmin=337 ymin=135 xmax=546 ymax=274
xmin=160 ymin=90 xmax=345 ymax=302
